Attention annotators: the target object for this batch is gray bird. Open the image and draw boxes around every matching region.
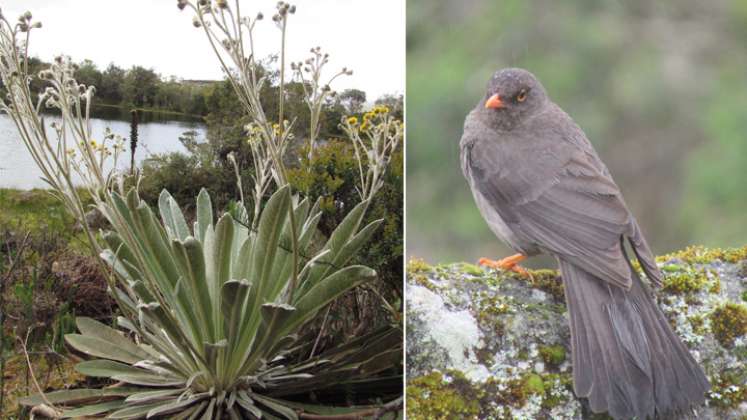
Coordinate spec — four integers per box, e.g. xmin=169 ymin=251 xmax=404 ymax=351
xmin=460 ymin=68 xmax=710 ymax=419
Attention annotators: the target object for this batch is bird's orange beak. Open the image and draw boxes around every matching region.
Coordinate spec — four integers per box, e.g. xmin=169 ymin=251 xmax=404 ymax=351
xmin=485 ymin=93 xmax=504 ymax=109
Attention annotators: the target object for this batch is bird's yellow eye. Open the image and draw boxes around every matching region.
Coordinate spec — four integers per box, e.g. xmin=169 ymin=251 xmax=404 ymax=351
xmin=517 ymin=90 xmax=527 ymax=102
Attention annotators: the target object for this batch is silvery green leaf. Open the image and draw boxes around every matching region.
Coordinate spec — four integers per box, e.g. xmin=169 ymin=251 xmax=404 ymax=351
xmin=173 ymin=237 xmax=213 ymax=340
xmin=221 ymin=278 xmax=251 ymax=339
xmin=66 ymin=333 xmax=146 ymax=365
xmin=60 ymin=400 xmax=125 ymax=418
xmin=252 ymin=394 xmax=299 ymax=420
xmin=19 ymin=388 xmax=140 ymax=407
xmin=200 ymin=398 xmax=216 ymax=420
xmin=108 ymin=400 xmax=174 ymax=419
xmin=76 ymin=359 xmax=151 ymax=378
xmin=286 ymin=266 xmax=376 ymax=334
xmin=125 ymin=388 xmax=184 ymax=404
xmin=236 ymin=391 xmax=263 ymax=418
xmin=303 ymin=200 xmax=370 ymax=288
xmin=146 ymin=395 xmax=204 ymax=418
xmin=159 ymin=190 xmax=190 ymax=241
xmin=196 ymin=188 xmax=213 ymax=241
xmin=213 ymin=214 xmax=235 ymax=293
xmin=251 ymin=185 xmax=292 ymax=301
xmin=260 ymin=302 xmax=297 ymax=332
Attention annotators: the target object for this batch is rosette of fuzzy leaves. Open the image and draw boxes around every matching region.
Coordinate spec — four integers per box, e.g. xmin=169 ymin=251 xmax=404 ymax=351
xmin=20 ymin=185 xmax=394 ymax=419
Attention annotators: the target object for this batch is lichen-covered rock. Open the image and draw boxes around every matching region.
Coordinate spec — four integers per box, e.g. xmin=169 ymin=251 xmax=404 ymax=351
xmin=406 ymin=246 xmax=747 ymax=419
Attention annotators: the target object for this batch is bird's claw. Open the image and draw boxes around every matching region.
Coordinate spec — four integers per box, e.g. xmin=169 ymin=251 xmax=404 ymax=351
xmin=478 ymin=254 xmax=532 ymax=279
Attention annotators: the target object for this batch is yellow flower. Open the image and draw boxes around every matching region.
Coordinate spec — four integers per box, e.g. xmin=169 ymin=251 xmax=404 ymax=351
xmin=360 ymin=122 xmax=370 ymax=131
xmin=347 ymin=116 xmax=358 ymax=125
xmin=90 ymin=140 xmax=97 ymax=148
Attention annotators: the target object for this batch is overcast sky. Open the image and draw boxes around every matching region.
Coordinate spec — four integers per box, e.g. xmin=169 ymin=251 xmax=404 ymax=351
xmin=2 ymin=0 xmax=404 ymax=99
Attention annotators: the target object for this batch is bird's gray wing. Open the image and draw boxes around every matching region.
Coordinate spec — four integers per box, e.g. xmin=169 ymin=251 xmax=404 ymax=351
xmin=468 ymin=136 xmax=661 ymax=289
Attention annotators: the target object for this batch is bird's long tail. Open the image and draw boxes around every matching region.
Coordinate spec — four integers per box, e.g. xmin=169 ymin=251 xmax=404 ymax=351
xmin=558 ymin=257 xmax=710 ymax=420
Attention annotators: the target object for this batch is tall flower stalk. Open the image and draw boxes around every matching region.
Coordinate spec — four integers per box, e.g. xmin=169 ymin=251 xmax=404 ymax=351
xmin=180 ymin=0 xmax=297 ymax=215
xmin=0 ymin=12 xmax=124 ymax=255
xmin=292 ymin=47 xmax=352 ymax=158
xmin=341 ymin=106 xmax=404 ymax=201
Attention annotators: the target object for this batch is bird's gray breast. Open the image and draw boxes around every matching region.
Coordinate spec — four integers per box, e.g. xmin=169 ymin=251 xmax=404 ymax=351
xmin=470 ymin=180 xmax=524 ymax=250
xmin=460 ymin=131 xmax=534 ymax=254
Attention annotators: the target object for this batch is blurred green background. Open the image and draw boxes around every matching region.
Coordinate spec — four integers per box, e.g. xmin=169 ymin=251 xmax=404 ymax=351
xmin=407 ymin=0 xmax=747 ymax=265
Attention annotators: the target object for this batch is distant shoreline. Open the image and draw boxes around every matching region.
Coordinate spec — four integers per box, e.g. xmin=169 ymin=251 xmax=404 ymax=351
xmin=91 ymin=103 xmax=206 ymax=121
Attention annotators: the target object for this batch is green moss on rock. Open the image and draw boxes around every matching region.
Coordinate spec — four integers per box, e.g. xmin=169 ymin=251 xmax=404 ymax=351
xmin=710 ymin=302 xmax=747 ymax=348
xmin=524 ymin=373 xmax=545 ymax=395
xmin=661 ymin=268 xmax=710 ymax=294
xmin=526 ymin=269 xmax=565 ymax=301
xmin=708 ymin=371 xmax=747 ymax=410
xmin=407 ymin=257 xmax=432 ymax=274
xmin=539 ymin=344 xmax=567 ymax=367
xmin=406 ymin=371 xmax=481 ymax=419
xmin=461 ymin=262 xmax=486 ymax=276
xmin=473 ymin=290 xmax=513 ymax=334
xmin=407 ymin=246 xmax=747 ymax=419
xmin=656 ymin=245 xmax=747 ymax=264
xmin=406 ymin=369 xmax=578 ymax=419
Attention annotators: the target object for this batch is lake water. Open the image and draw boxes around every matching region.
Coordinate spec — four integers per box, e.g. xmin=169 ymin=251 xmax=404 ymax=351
xmin=0 ymin=113 xmax=205 ymax=189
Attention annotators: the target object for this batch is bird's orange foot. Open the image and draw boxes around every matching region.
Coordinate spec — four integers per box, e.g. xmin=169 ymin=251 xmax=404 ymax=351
xmin=478 ymin=254 xmax=531 ymax=278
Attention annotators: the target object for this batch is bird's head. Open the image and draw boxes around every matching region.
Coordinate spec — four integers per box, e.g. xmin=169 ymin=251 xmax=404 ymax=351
xmin=481 ymin=68 xmax=548 ymax=130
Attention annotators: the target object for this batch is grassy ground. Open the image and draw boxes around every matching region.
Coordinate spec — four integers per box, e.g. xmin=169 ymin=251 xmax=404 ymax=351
xmin=0 ymin=189 xmax=70 ymax=234
xmin=1 ymin=189 xmax=99 ymax=418
xmin=0 ymin=189 xmax=90 ymax=250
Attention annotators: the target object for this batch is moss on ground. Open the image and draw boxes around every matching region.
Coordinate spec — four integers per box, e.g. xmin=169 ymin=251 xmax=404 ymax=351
xmin=0 ymin=354 xmax=85 ymax=417
xmin=0 ymin=189 xmax=71 ymax=233
xmin=0 ymin=189 xmax=91 ymax=250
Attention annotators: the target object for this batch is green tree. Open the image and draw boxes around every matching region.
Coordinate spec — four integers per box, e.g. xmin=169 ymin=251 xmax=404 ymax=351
xmin=74 ymin=59 xmax=102 ymax=90
xmin=339 ymin=88 xmax=367 ymax=114
xmin=98 ymin=63 xmax=125 ymax=104
xmin=122 ymin=66 xmax=160 ymax=107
